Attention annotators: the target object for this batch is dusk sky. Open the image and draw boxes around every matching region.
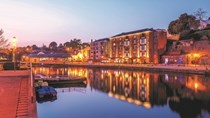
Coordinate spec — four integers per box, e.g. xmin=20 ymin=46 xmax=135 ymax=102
xmin=0 ymin=0 xmax=210 ymax=47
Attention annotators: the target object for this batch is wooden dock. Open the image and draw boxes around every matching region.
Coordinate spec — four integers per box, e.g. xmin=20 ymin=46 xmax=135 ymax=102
xmin=0 ymin=70 xmax=37 ymax=118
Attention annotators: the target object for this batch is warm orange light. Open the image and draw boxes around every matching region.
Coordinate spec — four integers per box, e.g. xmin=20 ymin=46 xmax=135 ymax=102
xmin=143 ymin=102 xmax=151 ymax=108
xmin=193 ymin=53 xmax=200 ymax=57
xmin=194 ymin=83 xmax=198 ymax=89
xmin=12 ymin=36 xmax=16 ymax=49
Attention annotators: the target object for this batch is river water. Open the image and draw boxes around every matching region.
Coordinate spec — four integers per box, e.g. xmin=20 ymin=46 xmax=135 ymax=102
xmin=33 ymin=66 xmax=210 ymax=118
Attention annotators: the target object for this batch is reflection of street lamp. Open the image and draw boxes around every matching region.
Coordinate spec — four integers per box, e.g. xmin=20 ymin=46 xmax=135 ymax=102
xmin=12 ymin=37 xmax=16 ymax=70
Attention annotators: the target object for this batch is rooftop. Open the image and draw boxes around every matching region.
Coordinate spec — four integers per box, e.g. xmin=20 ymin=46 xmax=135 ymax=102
xmin=111 ymin=28 xmax=154 ymax=38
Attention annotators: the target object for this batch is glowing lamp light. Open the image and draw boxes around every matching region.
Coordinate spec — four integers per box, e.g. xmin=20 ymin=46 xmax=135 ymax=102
xmin=12 ymin=36 xmax=17 ymax=48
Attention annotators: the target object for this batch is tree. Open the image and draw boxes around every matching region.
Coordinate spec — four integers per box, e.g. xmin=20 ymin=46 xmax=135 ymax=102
xmin=58 ymin=43 xmax=63 ymax=48
xmin=31 ymin=45 xmax=39 ymax=50
xmin=0 ymin=29 xmax=9 ymax=48
xmin=168 ymin=13 xmax=199 ymax=34
xmin=49 ymin=41 xmax=57 ymax=49
xmin=194 ymin=8 xmax=207 ymax=21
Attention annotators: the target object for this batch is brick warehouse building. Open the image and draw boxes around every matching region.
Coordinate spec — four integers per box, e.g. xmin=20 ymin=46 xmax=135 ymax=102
xmin=89 ymin=38 xmax=110 ymax=62
xmin=109 ymin=28 xmax=167 ymax=64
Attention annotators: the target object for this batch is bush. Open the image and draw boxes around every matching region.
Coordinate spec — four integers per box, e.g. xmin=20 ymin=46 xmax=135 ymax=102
xmin=192 ymin=33 xmax=202 ymax=41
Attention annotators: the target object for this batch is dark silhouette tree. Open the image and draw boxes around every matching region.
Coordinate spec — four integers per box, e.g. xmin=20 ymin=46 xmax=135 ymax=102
xmin=49 ymin=41 xmax=57 ymax=49
xmin=194 ymin=8 xmax=207 ymax=21
xmin=31 ymin=45 xmax=39 ymax=50
xmin=0 ymin=29 xmax=9 ymax=48
xmin=58 ymin=43 xmax=63 ymax=48
xmin=168 ymin=13 xmax=199 ymax=34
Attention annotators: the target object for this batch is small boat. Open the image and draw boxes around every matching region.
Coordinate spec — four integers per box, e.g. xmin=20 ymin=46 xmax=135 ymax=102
xmin=34 ymin=73 xmax=49 ymax=80
xmin=35 ymin=85 xmax=57 ymax=98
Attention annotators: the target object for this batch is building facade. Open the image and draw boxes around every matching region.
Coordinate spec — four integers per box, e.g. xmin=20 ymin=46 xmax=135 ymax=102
xmin=89 ymin=38 xmax=110 ymax=62
xmin=109 ymin=28 xmax=167 ymax=64
xmin=162 ymin=36 xmax=210 ymax=65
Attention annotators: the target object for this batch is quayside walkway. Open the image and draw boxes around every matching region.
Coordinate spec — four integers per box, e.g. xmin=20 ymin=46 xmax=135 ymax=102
xmin=29 ymin=61 xmax=210 ymax=74
xmin=0 ymin=70 xmax=37 ymax=118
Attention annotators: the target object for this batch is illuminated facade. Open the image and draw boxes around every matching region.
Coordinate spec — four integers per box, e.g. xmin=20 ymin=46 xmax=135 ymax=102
xmin=162 ymin=36 xmax=210 ymax=64
xmin=89 ymin=38 xmax=110 ymax=62
xmin=70 ymin=47 xmax=90 ymax=62
xmin=26 ymin=51 xmax=69 ymax=63
xmin=109 ymin=28 xmax=167 ymax=64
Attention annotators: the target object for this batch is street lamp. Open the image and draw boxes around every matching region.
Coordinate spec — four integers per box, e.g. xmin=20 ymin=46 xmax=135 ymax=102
xmin=12 ymin=36 xmax=16 ymax=70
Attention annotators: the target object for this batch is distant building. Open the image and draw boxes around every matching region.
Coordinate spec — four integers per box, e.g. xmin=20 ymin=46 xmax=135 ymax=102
xmin=71 ymin=46 xmax=90 ymax=62
xmin=89 ymin=38 xmax=110 ymax=62
xmin=25 ymin=51 xmax=69 ymax=63
xmin=109 ymin=28 xmax=167 ymax=64
xmin=0 ymin=52 xmax=9 ymax=61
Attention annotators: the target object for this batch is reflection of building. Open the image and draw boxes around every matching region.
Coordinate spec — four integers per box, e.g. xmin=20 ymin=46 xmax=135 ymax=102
xmin=89 ymin=38 xmax=110 ymax=62
xmin=33 ymin=67 xmax=88 ymax=79
xmin=88 ymin=69 xmax=168 ymax=108
xmin=109 ymin=28 xmax=167 ymax=64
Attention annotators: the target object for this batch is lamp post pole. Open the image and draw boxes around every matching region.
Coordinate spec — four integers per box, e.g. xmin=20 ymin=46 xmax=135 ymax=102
xmin=12 ymin=37 xmax=16 ymax=70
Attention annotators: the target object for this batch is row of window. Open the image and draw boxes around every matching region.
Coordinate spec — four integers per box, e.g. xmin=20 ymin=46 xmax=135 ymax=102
xmin=112 ymin=52 xmax=147 ymax=57
xmin=113 ymin=45 xmax=146 ymax=51
xmin=113 ymin=38 xmax=147 ymax=46
xmin=112 ymin=34 xmax=146 ymax=41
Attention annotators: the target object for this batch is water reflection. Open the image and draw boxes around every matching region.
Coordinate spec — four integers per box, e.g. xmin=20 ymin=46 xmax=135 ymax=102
xmin=33 ymin=66 xmax=210 ymax=118
xmin=37 ymin=96 xmax=57 ymax=103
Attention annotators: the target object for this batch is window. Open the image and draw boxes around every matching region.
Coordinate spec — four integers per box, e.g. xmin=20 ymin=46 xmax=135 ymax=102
xmin=124 ymin=41 xmax=129 ymax=46
xmin=140 ymin=52 xmax=146 ymax=57
xmin=140 ymin=45 xmax=146 ymax=50
xmin=125 ymin=53 xmax=129 ymax=57
xmin=133 ymin=39 xmax=136 ymax=44
xmin=140 ymin=38 xmax=146 ymax=44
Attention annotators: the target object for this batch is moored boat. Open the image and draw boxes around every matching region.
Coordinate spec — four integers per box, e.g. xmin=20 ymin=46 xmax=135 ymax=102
xmin=35 ymin=85 xmax=57 ymax=98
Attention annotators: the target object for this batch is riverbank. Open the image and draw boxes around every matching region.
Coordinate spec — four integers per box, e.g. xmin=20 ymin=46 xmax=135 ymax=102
xmin=30 ymin=62 xmax=210 ymax=75
xmin=0 ymin=70 xmax=37 ymax=118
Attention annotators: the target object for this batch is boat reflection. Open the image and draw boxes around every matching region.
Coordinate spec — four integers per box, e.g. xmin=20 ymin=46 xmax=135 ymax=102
xmin=36 ymin=96 xmax=57 ymax=103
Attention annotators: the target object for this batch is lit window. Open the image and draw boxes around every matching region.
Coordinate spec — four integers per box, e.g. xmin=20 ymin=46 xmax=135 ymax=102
xmin=140 ymin=38 xmax=146 ymax=44
xmin=140 ymin=45 xmax=146 ymax=50
xmin=124 ymin=41 xmax=129 ymax=46
xmin=125 ymin=53 xmax=129 ymax=57
xmin=140 ymin=52 xmax=146 ymax=57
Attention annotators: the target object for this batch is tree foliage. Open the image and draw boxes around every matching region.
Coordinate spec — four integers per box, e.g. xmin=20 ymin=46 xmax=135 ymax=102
xmin=31 ymin=45 xmax=39 ymax=50
xmin=64 ymin=38 xmax=81 ymax=49
xmin=168 ymin=13 xmax=199 ymax=34
xmin=49 ymin=41 xmax=57 ymax=49
xmin=194 ymin=8 xmax=207 ymax=21
xmin=0 ymin=29 xmax=9 ymax=48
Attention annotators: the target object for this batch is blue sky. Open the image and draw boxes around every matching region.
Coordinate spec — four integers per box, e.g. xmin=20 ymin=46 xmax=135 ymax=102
xmin=0 ymin=0 xmax=210 ymax=46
